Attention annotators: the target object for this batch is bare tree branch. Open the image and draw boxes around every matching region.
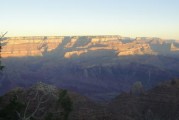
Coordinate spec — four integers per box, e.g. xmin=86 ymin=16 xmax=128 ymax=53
xmin=0 ymin=31 xmax=8 ymax=40
xmin=16 ymin=83 xmax=56 ymax=120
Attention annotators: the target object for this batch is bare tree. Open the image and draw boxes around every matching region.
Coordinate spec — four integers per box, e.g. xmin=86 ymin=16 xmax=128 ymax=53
xmin=16 ymin=83 xmax=55 ymax=120
xmin=0 ymin=83 xmax=73 ymax=120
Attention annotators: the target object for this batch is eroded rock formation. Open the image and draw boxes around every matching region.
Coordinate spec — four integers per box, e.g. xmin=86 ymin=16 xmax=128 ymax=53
xmin=1 ymin=36 xmax=179 ymax=58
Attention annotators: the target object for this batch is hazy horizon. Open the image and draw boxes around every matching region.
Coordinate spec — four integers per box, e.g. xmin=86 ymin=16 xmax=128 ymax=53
xmin=3 ymin=35 xmax=179 ymax=40
xmin=1 ymin=0 xmax=179 ymax=39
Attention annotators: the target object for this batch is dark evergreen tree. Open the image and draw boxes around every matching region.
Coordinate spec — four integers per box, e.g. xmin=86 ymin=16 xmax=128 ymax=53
xmin=57 ymin=90 xmax=73 ymax=120
xmin=0 ymin=95 xmax=25 ymax=120
xmin=0 ymin=32 xmax=8 ymax=71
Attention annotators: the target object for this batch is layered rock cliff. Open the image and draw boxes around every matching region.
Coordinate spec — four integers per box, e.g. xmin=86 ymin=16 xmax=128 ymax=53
xmin=2 ymin=36 xmax=178 ymax=58
xmin=2 ymin=36 xmax=64 ymax=57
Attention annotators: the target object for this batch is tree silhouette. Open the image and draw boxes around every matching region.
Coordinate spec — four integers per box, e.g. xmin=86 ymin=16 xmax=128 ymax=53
xmin=0 ymin=95 xmax=25 ymax=120
xmin=131 ymin=81 xmax=144 ymax=95
xmin=0 ymin=32 xmax=8 ymax=71
xmin=45 ymin=89 xmax=73 ymax=120
xmin=57 ymin=90 xmax=73 ymax=120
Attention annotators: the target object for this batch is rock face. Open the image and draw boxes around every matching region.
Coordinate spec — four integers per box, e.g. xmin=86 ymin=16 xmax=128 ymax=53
xmin=64 ymin=50 xmax=88 ymax=58
xmin=2 ymin=36 xmax=179 ymax=58
xmin=2 ymin=36 xmax=64 ymax=57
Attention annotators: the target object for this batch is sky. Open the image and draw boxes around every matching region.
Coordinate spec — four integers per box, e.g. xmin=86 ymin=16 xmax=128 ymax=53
xmin=0 ymin=0 xmax=179 ymax=39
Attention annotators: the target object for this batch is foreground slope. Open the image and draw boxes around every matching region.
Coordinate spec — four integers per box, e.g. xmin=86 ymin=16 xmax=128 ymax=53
xmin=0 ymin=83 xmax=109 ymax=120
xmin=1 ymin=80 xmax=179 ymax=120
xmin=108 ymin=79 xmax=179 ymax=120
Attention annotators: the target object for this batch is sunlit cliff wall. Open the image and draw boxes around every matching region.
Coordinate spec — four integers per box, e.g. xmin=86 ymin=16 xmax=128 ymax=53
xmin=1 ymin=36 xmax=178 ymax=58
xmin=2 ymin=36 xmax=64 ymax=57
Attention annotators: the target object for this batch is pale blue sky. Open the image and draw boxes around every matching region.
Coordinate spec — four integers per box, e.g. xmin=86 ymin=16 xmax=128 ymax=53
xmin=0 ymin=0 xmax=179 ymax=39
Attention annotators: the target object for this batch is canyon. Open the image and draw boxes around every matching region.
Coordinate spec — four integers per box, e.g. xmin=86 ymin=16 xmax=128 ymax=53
xmin=1 ymin=36 xmax=179 ymax=101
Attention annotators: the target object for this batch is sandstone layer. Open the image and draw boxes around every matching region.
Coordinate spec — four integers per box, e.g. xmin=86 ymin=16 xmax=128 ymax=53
xmin=1 ymin=36 xmax=179 ymax=58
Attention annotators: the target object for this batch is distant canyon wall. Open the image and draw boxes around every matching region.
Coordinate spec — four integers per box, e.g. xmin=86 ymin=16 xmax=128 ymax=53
xmin=2 ymin=36 xmax=64 ymax=57
xmin=1 ymin=36 xmax=179 ymax=58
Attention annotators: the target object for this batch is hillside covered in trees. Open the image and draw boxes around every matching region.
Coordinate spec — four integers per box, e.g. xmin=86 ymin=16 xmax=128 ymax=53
xmin=1 ymin=79 xmax=179 ymax=120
